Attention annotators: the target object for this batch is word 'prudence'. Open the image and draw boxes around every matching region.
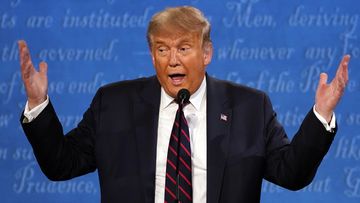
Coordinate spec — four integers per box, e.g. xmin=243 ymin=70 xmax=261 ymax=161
xmin=13 ymin=162 xmax=97 ymax=194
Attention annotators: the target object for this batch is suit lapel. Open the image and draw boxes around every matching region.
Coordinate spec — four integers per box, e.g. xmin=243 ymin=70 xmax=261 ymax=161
xmin=206 ymin=75 xmax=232 ymax=203
xmin=133 ymin=76 xmax=161 ymax=202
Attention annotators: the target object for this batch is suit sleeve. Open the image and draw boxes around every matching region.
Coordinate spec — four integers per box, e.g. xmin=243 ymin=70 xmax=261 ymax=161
xmin=20 ymin=88 xmax=103 ymax=181
xmin=263 ymin=94 xmax=336 ymax=190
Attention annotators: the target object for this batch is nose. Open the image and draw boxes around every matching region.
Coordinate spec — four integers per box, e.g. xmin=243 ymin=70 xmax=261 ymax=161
xmin=169 ymin=48 xmax=180 ymax=67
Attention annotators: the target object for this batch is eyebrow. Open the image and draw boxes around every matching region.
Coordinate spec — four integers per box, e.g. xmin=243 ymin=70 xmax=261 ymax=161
xmin=153 ymin=38 xmax=195 ymax=46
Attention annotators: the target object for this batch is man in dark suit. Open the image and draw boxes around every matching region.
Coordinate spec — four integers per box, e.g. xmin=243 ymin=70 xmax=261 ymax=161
xmin=19 ymin=6 xmax=350 ymax=203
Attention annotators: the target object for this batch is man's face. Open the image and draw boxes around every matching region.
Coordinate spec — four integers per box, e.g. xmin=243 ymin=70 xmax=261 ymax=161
xmin=150 ymin=32 xmax=212 ymax=98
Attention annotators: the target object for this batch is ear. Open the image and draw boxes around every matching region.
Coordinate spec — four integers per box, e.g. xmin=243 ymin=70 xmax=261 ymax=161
xmin=147 ymin=38 xmax=156 ymax=66
xmin=151 ymin=53 xmax=155 ymax=65
xmin=203 ymin=42 xmax=213 ymax=66
xmin=150 ymin=47 xmax=156 ymax=66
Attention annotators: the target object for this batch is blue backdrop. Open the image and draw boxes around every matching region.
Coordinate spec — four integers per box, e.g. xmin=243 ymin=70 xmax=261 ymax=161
xmin=0 ymin=0 xmax=359 ymax=202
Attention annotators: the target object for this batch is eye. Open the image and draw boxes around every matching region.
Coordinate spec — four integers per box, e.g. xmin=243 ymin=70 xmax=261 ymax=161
xmin=179 ymin=46 xmax=191 ymax=54
xmin=157 ymin=46 xmax=169 ymax=56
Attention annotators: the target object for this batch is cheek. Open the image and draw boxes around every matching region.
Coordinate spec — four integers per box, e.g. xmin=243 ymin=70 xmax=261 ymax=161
xmin=153 ymin=60 xmax=165 ymax=73
xmin=154 ymin=62 xmax=169 ymax=83
xmin=155 ymin=57 xmax=169 ymax=69
xmin=188 ymin=60 xmax=206 ymax=76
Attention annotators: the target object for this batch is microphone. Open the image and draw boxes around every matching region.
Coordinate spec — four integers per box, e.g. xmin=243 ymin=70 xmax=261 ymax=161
xmin=177 ymin=89 xmax=190 ymax=105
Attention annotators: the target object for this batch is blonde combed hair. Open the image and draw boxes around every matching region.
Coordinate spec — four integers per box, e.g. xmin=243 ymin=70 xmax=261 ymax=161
xmin=147 ymin=6 xmax=211 ymax=48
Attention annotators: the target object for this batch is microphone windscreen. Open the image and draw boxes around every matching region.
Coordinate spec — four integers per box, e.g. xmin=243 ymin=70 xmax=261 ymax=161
xmin=177 ymin=89 xmax=190 ymax=104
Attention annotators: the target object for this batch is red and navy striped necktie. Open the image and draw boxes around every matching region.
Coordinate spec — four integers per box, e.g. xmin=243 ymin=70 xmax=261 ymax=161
xmin=165 ymin=102 xmax=192 ymax=203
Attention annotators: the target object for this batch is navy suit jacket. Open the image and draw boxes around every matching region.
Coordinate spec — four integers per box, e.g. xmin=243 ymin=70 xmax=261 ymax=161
xmin=21 ymin=75 xmax=336 ymax=203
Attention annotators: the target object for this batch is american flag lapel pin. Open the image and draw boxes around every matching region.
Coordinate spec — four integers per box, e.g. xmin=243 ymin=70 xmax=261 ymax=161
xmin=220 ymin=113 xmax=228 ymax=122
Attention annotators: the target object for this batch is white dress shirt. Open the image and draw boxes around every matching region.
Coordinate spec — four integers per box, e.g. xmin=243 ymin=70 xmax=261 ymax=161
xmin=155 ymin=77 xmax=207 ymax=202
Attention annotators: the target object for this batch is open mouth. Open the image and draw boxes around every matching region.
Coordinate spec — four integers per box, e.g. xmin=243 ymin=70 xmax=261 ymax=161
xmin=169 ymin=73 xmax=186 ymax=85
xmin=169 ymin=73 xmax=185 ymax=78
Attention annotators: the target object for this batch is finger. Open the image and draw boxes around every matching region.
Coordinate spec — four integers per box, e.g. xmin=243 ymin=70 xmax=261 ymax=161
xmin=319 ymin=72 xmax=328 ymax=86
xmin=342 ymin=55 xmax=350 ymax=83
xmin=18 ymin=40 xmax=26 ymax=67
xmin=336 ymin=55 xmax=350 ymax=88
xmin=331 ymin=55 xmax=350 ymax=87
xmin=39 ymin=61 xmax=48 ymax=75
xmin=23 ymin=45 xmax=33 ymax=66
xmin=18 ymin=40 xmax=31 ymax=64
xmin=22 ymin=61 xmax=33 ymax=80
xmin=336 ymin=55 xmax=350 ymax=77
xmin=18 ymin=40 xmax=33 ymax=72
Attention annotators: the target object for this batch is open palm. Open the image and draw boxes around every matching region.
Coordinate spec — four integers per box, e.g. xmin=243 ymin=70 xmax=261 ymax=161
xmin=315 ymin=55 xmax=350 ymax=122
xmin=18 ymin=40 xmax=48 ymax=110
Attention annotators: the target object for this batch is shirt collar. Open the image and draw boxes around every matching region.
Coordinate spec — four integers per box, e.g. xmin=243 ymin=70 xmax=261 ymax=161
xmin=160 ymin=76 xmax=207 ymax=111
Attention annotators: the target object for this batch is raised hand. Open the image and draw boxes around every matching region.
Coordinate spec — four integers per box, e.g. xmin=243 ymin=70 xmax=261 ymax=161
xmin=18 ymin=40 xmax=48 ymax=110
xmin=315 ymin=55 xmax=350 ymax=123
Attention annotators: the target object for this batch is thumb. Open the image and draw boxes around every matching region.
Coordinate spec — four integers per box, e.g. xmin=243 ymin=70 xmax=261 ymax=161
xmin=39 ymin=61 xmax=48 ymax=75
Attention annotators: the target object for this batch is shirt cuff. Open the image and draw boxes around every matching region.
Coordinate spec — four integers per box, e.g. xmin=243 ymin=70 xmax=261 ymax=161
xmin=23 ymin=96 xmax=49 ymax=123
xmin=312 ymin=105 xmax=336 ymax=132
